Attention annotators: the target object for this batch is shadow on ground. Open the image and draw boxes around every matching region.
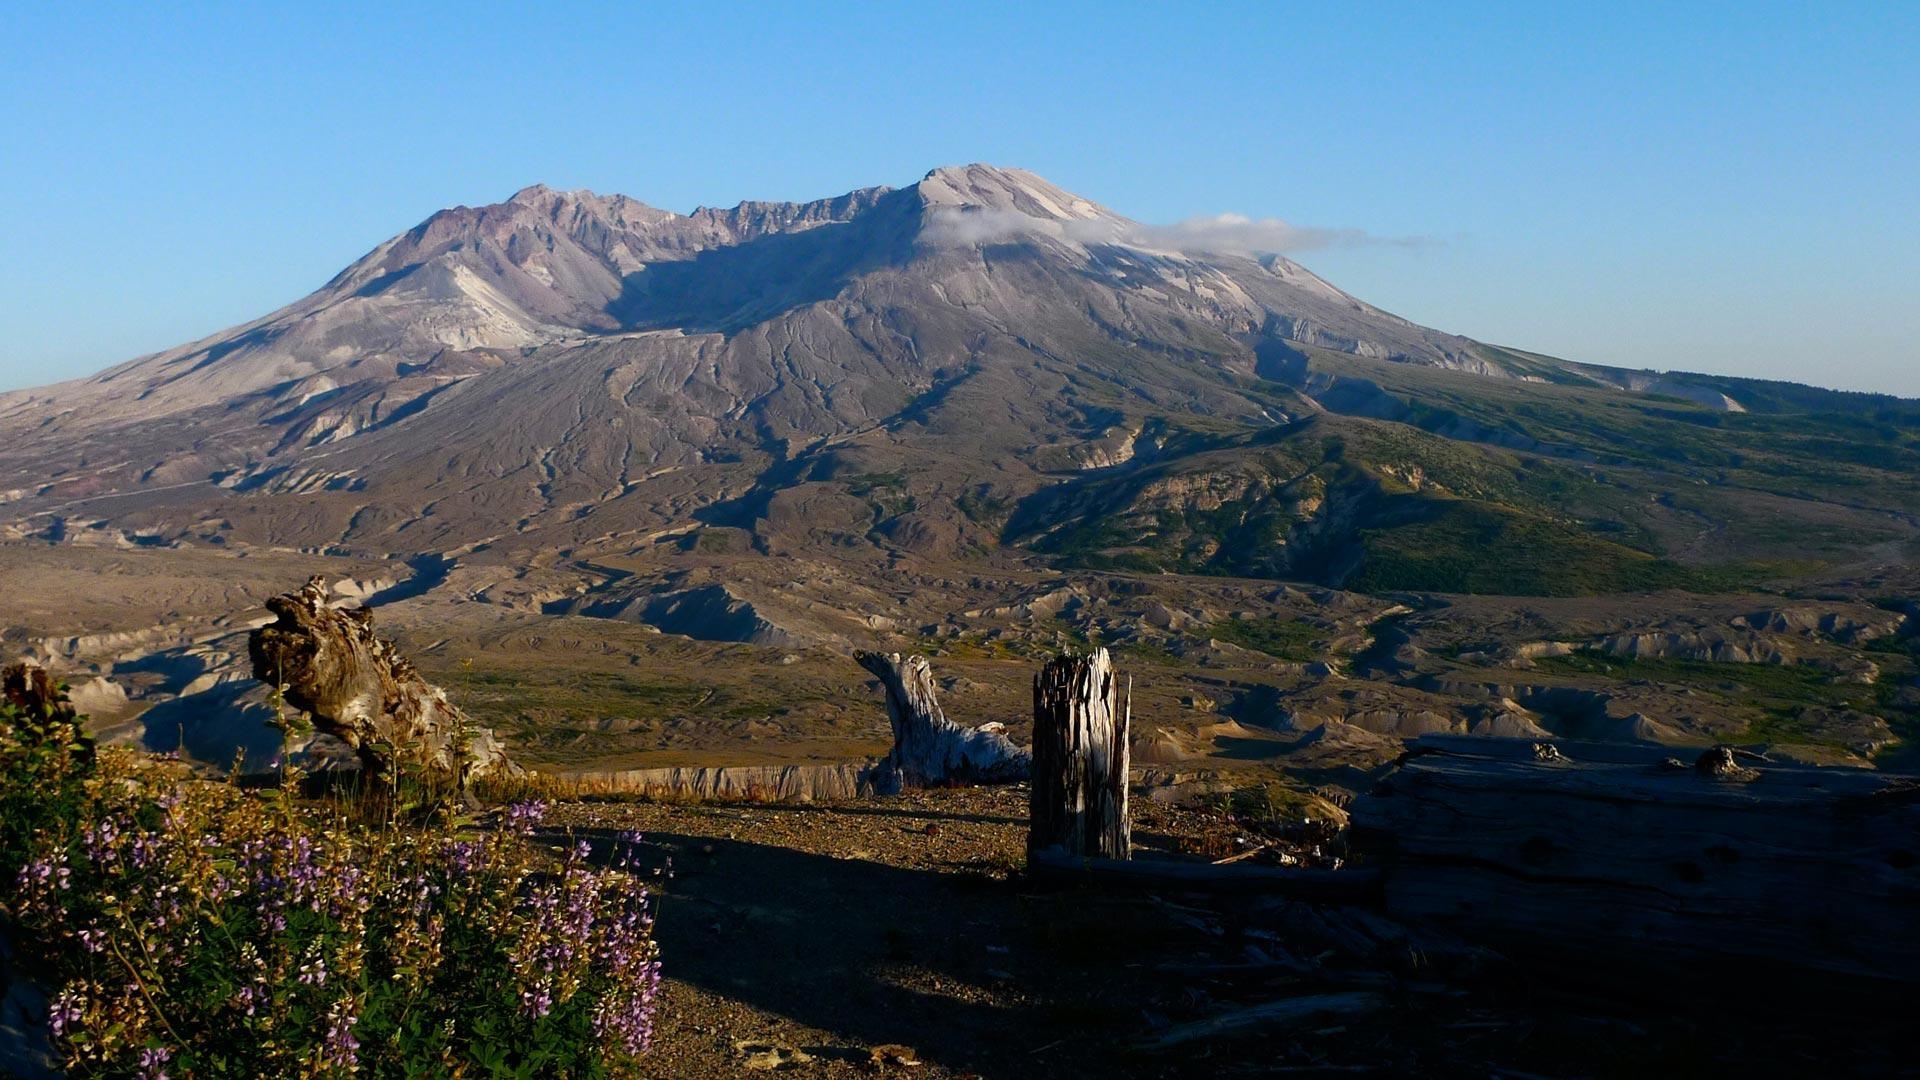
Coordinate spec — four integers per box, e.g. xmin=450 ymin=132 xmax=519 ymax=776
xmin=556 ymin=821 xmax=1206 ymax=1078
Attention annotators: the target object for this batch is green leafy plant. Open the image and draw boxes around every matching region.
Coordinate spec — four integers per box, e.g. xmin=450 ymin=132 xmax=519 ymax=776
xmin=0 ymin=681 xmax=95 ymax=889
xmin=2 ymin=697 xmax=662 ymax=1078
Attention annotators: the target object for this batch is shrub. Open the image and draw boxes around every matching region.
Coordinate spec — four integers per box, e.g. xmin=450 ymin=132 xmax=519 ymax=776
xmin=2 ymin=688 xmax=661 ymax=1078
xmin=0 ymin=687 xmax=95 ymax=886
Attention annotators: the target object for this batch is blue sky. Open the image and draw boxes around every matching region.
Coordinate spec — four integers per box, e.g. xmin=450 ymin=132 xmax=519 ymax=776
xmin=2 ymin=2 xmax=1915 ymax=394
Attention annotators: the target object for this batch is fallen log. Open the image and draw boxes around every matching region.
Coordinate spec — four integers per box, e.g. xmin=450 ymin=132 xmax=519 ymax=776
xmin=553 ymin=761 xmax=877 ymax=802
xmin=854 ymin=650 xmax=1029 ymax=794
xmin=1350 ymin=735 xmax=1920 ymax=989
xmin=1027 ymin=848 xmax=1382 ymax=902
xmin=1029 ymin=648 xmax=1130 ymax=859
xmin=1140 ymin=991 xmax=1389 ymax=1050
xmin=248 ymin=577 xmax=513 ymax=780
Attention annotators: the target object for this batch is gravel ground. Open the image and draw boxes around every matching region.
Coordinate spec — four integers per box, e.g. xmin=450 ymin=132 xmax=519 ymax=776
xmin=541 ymin=788 xmax=1907 ymax=1079
xmin=545 ymin=787 xmax=1250 ymax=1078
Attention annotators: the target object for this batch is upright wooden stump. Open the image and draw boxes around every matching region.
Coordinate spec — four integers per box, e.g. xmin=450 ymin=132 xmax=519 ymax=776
xmin=1029 ymin=648 xmax=1131 ymax=860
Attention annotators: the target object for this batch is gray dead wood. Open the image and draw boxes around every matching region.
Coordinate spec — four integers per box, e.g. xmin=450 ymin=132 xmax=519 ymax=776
xmin=1026 ymin=847 xmax=1381 ymax=901
xmin=557 ymin=762 xmax=877 ymax=802
xmin=248 ymin=576 xmax=513 ymax=780
xmin=854 ymin=650 xmax=1030 ymax=794
xmin=1029 ymin=648 xmax=1131 ymax=859
xmin=1350 ymin=735 xmax=1920 ymax=986
xmin=1140 ymin=991 xmax=1389 ymax=1050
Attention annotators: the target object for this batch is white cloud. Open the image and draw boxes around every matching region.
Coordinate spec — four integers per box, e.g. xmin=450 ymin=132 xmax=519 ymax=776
xmin=922 ymin=207 xmax=1426 ymax=255
xmin=1132 ymin=213 xmax=1401 ymax=254
xmin=921 ymin=207 xmax=1066 ymax=247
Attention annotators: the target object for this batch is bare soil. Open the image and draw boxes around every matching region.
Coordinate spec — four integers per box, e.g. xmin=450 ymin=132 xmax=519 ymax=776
xmin=544 ymin=789 xmax=1903 ymax=1079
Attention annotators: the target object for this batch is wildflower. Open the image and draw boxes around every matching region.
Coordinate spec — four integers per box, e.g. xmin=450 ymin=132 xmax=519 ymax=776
xmin=233 ymin=984 xmax=265 ymax=1017
xmin=319 ymin=999 xmax=360 ymax=1071
xmin=298 ymin=948 xmax=328 ymax=987
xmin=6 ymin=742 xmax=659 ymax=1075
xmin=46 ymin=988 xmax=83 ymax=1039
xmin=502 ymin=799 xmax=548 ymax=834
xmin=446 ymin=839 xmax=481 ymax=875
xmin=17 ymin=852 xmax=71 ymax=895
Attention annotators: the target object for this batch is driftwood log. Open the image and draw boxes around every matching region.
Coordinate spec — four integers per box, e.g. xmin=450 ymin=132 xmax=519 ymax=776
xmin=1350 ymin=735 xmax=1920 ymax=989
xmin=1026 ymin=847 xmax=1378 ymax=900
xmin=854 ymin=651 xmax=1030 ymax=794
xmin=1029 ymin=648 xmax=1131 ymax=859
xmin=1140 ymin=991 xmax=1388 ymax=1051
xmin=557 ymin=762 xmax=876 ymax=802
xmin=248 ymin=577 xmax=513 ymax=779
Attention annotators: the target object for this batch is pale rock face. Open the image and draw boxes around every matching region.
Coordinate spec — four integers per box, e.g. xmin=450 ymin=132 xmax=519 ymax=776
xmin=1072 ymin=427 xmax=1142 ymax=470
xmin=915 ymin=164 xmax=1109 ymax=221
xmin=66 ymin=675 xmax=131 ymax=719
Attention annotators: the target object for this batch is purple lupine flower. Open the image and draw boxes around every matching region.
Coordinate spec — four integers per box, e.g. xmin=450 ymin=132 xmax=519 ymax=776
xmin=520 ymin=984 xmax=554 ymax=1019
xmin=234 ymin=984 xmax=265 ymax=1017
xmin=86 ymin=816 xmax=120 ymax=852
xmin=298 ymin=952 xmax=328 ymax=986
xmin=22 ymin=854 xmax=68 ymax=889
xmin=46 ymin=989 xmax=83 ymax=1039
xmin=592 ymin=958 xmax=663 ymax=1055
xmin=447 ymin=839 xmax=482 ymax=875
xmin=319 ymin=1000 xmax=360 ymax=1071
xmin=612 ymin=829 xmax=646 ymax=869
xmin=503 ymin=800 xmax=548 ymax=834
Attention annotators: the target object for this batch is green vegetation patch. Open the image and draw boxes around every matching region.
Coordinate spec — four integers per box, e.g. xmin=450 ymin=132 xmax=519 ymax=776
xmin=1538 ymin=649 xmax=1843 ymax=700
xmin=1347 ymin=501 xmax=1769 ymax=597
xmin=843 ymin=471 xmax=908 ymax=496
xmin=1537 ymin=648 xmax=1913 ymax=748
xmin=1209 ymin=616 xmax=1323 ymax=662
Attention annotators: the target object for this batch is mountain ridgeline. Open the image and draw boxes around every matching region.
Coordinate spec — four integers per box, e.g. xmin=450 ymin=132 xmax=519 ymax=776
xmin=3 ymin=164 xmax=1916 ymax=598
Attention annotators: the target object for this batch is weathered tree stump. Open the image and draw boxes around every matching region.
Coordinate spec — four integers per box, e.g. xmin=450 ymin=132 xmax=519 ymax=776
xmin=1029 ymin=648 xmax=1130 ymax=860
xmin=854 ymin=651 xmax=1030 ymax=794
xmin=248 ymin=577 xmax=513 ymax=780
xmin=1 ymin=661 xmax=68 ymax=721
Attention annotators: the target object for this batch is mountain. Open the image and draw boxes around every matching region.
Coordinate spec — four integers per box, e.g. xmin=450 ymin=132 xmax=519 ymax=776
xmin=4 ymin=164 xmax=1918 ymax=600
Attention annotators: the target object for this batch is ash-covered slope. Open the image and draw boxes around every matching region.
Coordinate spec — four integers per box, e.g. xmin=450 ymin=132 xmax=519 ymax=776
xmin=6 ymin=164 xmax=1912 ymax=597
xmin=2 ymin=181 xmax=895 ymax=427
xmin=0 ymin=166 xmax=1486 ymax=534
xmin=0 ymin=165 xmax=1495 ymax=430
